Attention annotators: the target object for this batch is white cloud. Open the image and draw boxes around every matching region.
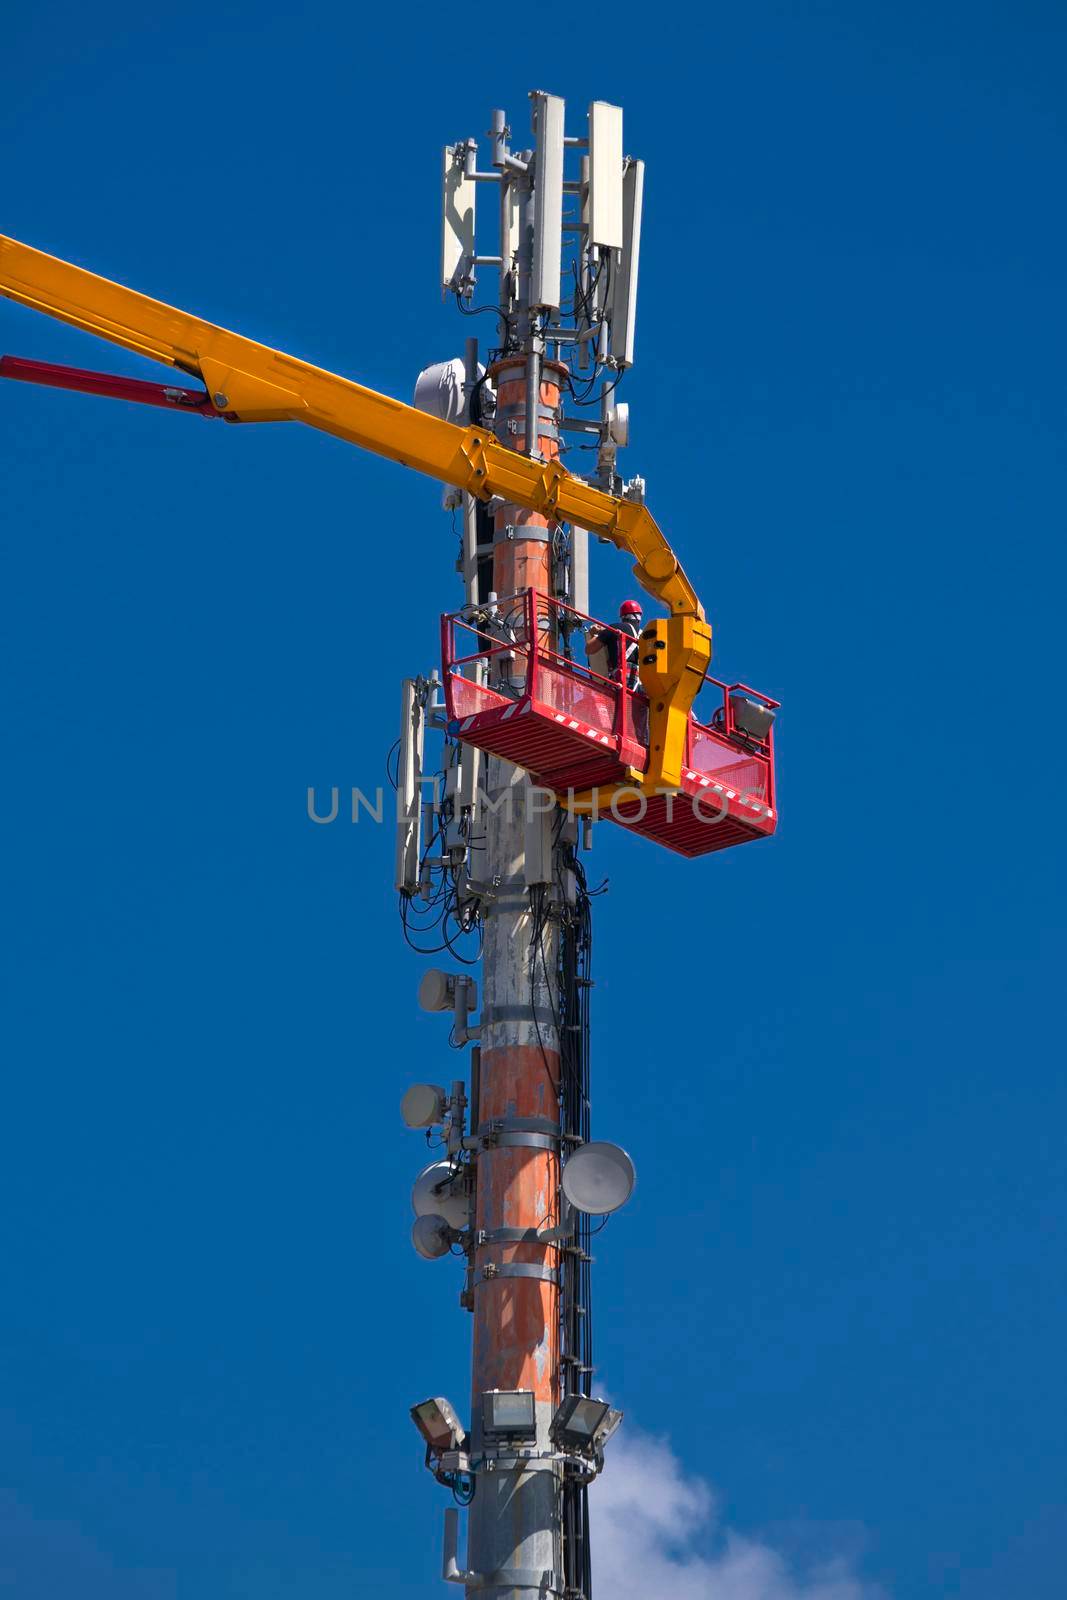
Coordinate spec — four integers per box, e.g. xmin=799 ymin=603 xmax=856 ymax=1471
xmin=590 ymin=1426 xmax=886 ymax=1600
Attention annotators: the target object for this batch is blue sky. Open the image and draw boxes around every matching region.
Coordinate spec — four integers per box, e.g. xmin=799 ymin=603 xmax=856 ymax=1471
xmin=2 ymin=4 xmax=1065 ymax=1598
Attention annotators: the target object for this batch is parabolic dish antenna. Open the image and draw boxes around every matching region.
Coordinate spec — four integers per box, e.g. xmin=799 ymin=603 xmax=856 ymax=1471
xmin=561 ymin=1141 xmax=635 ymax=1216
xmin=412 ymin=1160 xmax=469 ymax=1230
xmin=401 ymin=1082 xmax=447 ymax=1129
xmin=411 ymin=1214 xmax=453 ymax=1259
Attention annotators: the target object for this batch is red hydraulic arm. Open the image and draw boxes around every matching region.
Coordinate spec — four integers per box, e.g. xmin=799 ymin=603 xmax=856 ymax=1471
xmin=0 ymin=354 xmax=219 ymax=416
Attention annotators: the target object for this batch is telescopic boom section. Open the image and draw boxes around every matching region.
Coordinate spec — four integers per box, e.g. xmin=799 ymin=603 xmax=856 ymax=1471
xmin=0 ymin=233 xmax=711 ymax=790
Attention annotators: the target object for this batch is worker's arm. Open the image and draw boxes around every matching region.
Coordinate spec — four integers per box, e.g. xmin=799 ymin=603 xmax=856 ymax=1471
xmin=0 ymin=231 xmax=710 ymax=790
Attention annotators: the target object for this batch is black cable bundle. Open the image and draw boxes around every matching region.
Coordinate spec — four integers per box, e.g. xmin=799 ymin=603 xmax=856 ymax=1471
xmin=391 ymin=730 xmax=482 ymax=966
xmin=556 ymin=828 xmax=595 ymax=1600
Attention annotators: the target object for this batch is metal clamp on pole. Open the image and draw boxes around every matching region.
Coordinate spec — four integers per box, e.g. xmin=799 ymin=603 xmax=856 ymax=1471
xmin=473 ymin=1263 xmax=559 ymax=1288
xmin=479 ymin=1114 xmax=560 ymax=1136
xmin=478 ymin=1001 xmax=559 ymax=1031
xmin=475 ymin=1226 xmax=547 ymax=1245
xmin=477 ymin=1130 xmax=560 ymax=1153
xmin=474 ymin=1569 xmax=562 ymax=1593
xmin=496 ymin=519 xmax=553 ymax=540
xmin=476 ymin=1115 xmax=561 ymax=1153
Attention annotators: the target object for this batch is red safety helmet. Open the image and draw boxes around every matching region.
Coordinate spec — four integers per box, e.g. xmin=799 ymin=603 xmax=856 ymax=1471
xmin=619 ymin=599 xmax=643 ymax=616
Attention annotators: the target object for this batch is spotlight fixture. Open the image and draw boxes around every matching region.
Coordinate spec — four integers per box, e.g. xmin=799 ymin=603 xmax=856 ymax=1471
xmin=729 ymin=694 xmax=776 ymax=742
xmin=550 ymin=1394 xmax=623 ymax=1456
xmin=481 ymin=1389 xmax=537 ymax=1444
xmin=410 ymin=1396 xmax=467 ymax=1454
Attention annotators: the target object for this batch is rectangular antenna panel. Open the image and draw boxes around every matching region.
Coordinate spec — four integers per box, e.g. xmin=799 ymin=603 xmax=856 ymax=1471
xmin=611 ymin=158 xmax=644 ymax=368
xmin=531 ymin=93 xmax=565 ymax=310
xmin=457 ymin=730 xmax=481 ymax=820
xmin=571 ymin=525 xmax=589 ymax=616
xmin=577 ymin=154 xmax=591 ymax=369
xmin=505 ymin=177 xmax=521 ymax=291
xmin=588 ymin=102 xmax=623 ymax=249
xmin=441 ymin=146 xmax=476 ymax=295
xmin=523 ymin=805 xmax=554 ymax=887
xmin=395 ymin=679 xmax=424 ymax=892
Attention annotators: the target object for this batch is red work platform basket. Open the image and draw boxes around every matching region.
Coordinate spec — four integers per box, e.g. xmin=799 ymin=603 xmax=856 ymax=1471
xmin=441 ymin=590 xmax=779 ymax=859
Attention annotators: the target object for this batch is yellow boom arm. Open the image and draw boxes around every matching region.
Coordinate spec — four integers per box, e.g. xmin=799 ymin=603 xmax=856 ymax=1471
xmin=0 ymin=233 xmax=711 ymax=791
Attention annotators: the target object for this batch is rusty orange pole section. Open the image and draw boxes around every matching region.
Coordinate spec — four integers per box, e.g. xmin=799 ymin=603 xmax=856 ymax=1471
xmin=466 ymin=356 xmax=566 ymax=1594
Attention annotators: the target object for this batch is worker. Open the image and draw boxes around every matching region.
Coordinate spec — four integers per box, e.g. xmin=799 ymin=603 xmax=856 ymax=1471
xmin=586 ymin=600 xmax=643 ymax=690
xmin=616 ymin=599 xmax=643 ymax=689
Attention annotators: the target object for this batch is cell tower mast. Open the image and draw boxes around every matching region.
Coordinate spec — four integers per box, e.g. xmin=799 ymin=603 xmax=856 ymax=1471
xmin=402 ymin=93 xmax=641 ymax=1598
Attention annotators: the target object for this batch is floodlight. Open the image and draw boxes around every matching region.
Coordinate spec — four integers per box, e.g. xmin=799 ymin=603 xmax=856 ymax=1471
xmin=561 ymin=1141 xmax=635 ymax=1216
xmin=412 ymin=1160 xmax=470 ymax=1230
xmin=550 ymin=1394 xmax=609 ymax=1449
xmin=411 ymin=1395 xmax=466 ymax=1453
xmin=401 ymin=1083 xmax=448 ymax=1129
xmin=482 ymin=1389 xmax=537 ymax=1443
xmin=550 ymin=1395 xmax=622 ymax=1454
xmin=411 ymin=1214 xmax=453 ymax=1259
xmin=729 ymin=694 xmax=776 ymax=742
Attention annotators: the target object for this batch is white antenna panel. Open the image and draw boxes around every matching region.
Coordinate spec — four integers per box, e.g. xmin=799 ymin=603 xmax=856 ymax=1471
xmin=610 ymin=158 xmax=644 ymax=368
xmin=588 ymin=102 xmax=623 ymax=249
xmin=441 ymin=146 xmax=476 ymax=295
xmin=577 ymin=154 xmax=591 ymax=370
xmin=394 ymin=678 xmax=424 ymax=894
xmin=505 ymin=178 xmax=521 ymax=288
xmin=531 ymin=92 xmax=565 ymax=310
